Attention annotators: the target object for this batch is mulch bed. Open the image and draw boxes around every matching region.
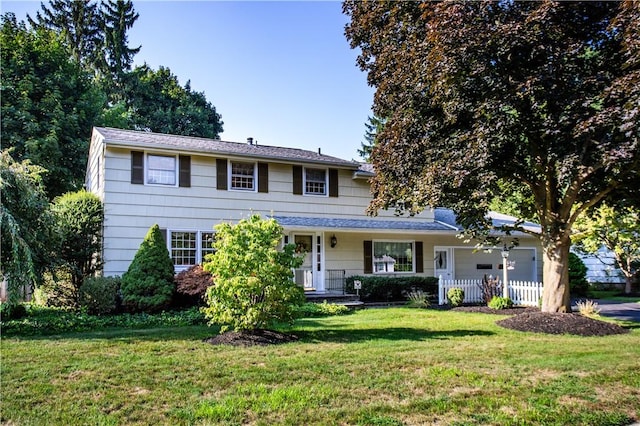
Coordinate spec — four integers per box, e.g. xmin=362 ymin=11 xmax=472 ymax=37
xmin=203 ymin=328 xmax=298 ymax=347
xmin=452 ymin=305 xmax=629 ymax=336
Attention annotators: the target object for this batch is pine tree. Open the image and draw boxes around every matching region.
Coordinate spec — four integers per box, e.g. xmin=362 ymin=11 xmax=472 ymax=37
xmin=27 ymin=0 xmax=104 ymax=72
xmin=102 ymin=0 xmax=140 ymax=101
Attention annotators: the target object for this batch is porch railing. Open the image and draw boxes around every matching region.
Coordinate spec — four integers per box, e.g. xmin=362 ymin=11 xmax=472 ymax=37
xmin=325 ymin=269 xmax=346 ymax=294
xmin=438 ymin=277 xmax=542 ymax=307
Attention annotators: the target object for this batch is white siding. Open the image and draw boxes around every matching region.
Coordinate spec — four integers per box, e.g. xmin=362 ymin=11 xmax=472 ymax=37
xmin=99 ymin=147 xmax=436 ymax=276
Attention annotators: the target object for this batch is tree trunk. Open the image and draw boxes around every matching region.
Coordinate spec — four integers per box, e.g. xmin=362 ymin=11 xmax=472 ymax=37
xmin=541 ymin=234 xmax=572 ymax=313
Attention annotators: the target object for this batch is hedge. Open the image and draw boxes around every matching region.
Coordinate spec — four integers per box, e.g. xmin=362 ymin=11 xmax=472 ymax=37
xmin=345 ymin=275 xmax=439 ymax=302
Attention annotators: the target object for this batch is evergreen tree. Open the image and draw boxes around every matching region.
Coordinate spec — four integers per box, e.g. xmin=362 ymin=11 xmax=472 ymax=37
xmin=102 ymin=0 xmax=140 ymax=101
xmin=28 ymin=0 xmax=104 ymax=73
xmin=121 ymin=224 xmax=175 ymax=313
xmin=0 ymin=150 xmax=55 ymax=305
xmin=358 ymin=115 xmax=385 ymax=162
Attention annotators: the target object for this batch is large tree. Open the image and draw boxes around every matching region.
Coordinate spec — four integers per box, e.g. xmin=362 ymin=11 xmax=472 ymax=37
xmin=0 ymin=150 xmax=55 ymax=305
xmin=344 ymin=1 xmax=639 ymax=312
xmin=1 ymin=13 xmax=104 ymax=199
xmin=101 ymin=0 xmax=140 ymax=101
xmin=28 ymin=0 xmax=104 ymax=72
xmin=125 ymin=64 xmax=224 ymax=139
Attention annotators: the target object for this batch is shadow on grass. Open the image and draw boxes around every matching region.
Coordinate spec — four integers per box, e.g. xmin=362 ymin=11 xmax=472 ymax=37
xmin=2 ymin=325 xmax=215 ymax=342
xmin=293 ymin=327 xmax=494 ymax=343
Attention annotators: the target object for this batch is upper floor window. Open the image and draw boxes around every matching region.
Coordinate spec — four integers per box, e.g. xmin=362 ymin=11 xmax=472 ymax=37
xmin=304 ymin=168 xmax=327 ymax=195
xmin=147 ymin=154 xmax=176 ymax=185
xmin=131 ymin=151 xmax=190 ymax=187
xmin=373 ymin=241 xmax=414 ymax=273
xmin=230 ymin=161 xmax=256 ymax=191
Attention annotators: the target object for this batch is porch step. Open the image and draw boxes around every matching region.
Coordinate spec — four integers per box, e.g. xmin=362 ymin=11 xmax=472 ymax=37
xmin=305 ymin=292 xmax=363 ymax=308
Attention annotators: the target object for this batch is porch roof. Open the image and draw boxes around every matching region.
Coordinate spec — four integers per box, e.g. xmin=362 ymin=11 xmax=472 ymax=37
xmin=271 ymin=216 xmax=456 ymax=232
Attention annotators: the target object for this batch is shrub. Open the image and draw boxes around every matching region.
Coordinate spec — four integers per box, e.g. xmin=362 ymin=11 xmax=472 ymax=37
xmin=34 ymin=270 xmax=76 ymax=308
xmin=0 ymin=302 xmax=27 ymax=320
xmin=569 ymin=252 xmax=590 ymax=297
xmin=0 ymin=306 xmax=206 ymax=336
xmin=407 ymin=290 xmax=430 ymax=308
xmin=294 ymin=301 xmax=350 ymax=317
xmin=175 ymin=265 xmax=214 ymax=307
xmin=121 ymin=224 xmax=175 ymax=313
xmin=51 ymin=190 xmax=104 ymax=306
xmin=203 ymin=215 xmax=305 ymax=333
xmin=345 ymin=276 xmax=439 ymax=302
xmin=447 ymin=287 xmax=465 ymax=307
xmin=576 ymin=299 xmax=601 ymax=317
xmin=78 ymin=276 xmax=120 ymax=315
xmin=488 ymin=296 xmax=513 ymax=310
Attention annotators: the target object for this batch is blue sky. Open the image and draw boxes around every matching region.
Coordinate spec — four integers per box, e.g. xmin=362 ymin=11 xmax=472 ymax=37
xmin=2 ymin=1 xmax=374 ymax=161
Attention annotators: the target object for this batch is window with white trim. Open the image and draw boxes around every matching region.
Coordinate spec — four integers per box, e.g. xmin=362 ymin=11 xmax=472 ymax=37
xmin=304 ymin=168 xmax=327 ymax=195
xmin=170 ymin=231 xmax=215 ymax=268
xmin=373 ymin=241 xmax=414 ymax=273
xmin=201 ymin=232 xmax=215 ymax=262
xmin=147 ymin=154 xmax=177 ymax=185
xmin=230 ymin=161 xmax=256 ymax=191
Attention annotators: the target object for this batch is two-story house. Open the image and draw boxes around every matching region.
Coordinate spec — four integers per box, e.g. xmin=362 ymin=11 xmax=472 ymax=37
xmin=86 ymin=127 xmax=542 ymax=293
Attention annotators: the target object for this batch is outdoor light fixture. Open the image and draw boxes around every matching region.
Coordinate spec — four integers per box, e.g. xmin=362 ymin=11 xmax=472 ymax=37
xmin=501 ymin=245 xmax=509 ymax=298
xmin=330 ymin=235 xmax=337 ymax=248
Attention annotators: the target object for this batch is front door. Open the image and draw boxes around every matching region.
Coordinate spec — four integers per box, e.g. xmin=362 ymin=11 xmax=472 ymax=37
xmin=434 ymin=248 xmax=453 ymax=280
xmin=293 ymin=233 xmax=323 ymax=291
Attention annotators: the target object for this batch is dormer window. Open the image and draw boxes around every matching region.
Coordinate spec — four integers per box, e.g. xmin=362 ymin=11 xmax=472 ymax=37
xmin=304 ymin=168 xmax=327 ymax=195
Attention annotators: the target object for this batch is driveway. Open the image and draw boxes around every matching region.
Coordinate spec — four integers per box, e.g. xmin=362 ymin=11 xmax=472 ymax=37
xmin=593 ymin=300 xmax=640 ymax=323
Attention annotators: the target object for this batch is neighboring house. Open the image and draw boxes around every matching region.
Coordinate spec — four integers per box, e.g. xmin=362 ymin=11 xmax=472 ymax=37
xmin=575 ymin=248 xmax=625 ymax=286
xmin=86 ymin=127 xmax=543 ymax=292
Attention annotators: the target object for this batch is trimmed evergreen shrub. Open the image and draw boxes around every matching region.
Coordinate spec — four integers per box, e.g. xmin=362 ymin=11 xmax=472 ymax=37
xmin=345 ymin=276 xmax=439 ymax=302
xmin=78 ymin=276 xmax=121 ymax=315
xmin=447 ymin=287 xmax=465 ymax=307
xmin=174 ymin=265 xmax=214 ymax=307
xmin=569 ymin=252 xmax=590 ymax=297
xmin=121 ymin=224 xmax=175 ymax=313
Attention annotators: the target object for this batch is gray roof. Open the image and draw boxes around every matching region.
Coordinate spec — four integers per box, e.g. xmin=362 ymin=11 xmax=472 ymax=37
xmin=434 ymin=208 xmax=541 ymax=234
xmin=94 ymin=127 xmax=359 ymax=169
xmin=271 ymin=215 xmax=456 ymax=232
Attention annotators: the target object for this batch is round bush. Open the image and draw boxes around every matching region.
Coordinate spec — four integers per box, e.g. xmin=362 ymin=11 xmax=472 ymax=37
xmin=174 ymin=265 xmax=214 ymax=307
xmin=447 ymin=287 xmax=465 ymax=307
xmin=488 ymin=296 xmax=513 ymax=310
xmin=79 ymin=276 xmax=121 ymax=315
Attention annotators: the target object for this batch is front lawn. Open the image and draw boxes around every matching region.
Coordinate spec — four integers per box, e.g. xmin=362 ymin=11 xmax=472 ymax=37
xmin=2 ymin=308 xmax=639 ymax=425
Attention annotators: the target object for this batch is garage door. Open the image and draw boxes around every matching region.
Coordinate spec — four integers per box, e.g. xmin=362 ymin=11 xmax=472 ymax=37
xmin=454 ymin=248 xmax=536 ymax=281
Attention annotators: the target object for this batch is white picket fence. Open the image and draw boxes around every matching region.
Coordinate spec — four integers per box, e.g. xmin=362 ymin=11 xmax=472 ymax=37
xmin=438 ymin=277 xmax=542 ymax=307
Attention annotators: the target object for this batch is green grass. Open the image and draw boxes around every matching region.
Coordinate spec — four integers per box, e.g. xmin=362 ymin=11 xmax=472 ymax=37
xmin=3 ymin=308 xmax=639 ymax=425
xmin=590 ymin=289 xmax=640 ymax=303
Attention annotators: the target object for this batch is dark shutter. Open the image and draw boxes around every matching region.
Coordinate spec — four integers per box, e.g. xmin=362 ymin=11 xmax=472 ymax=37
xmin=363 ymin=240 xmax=373 ymax=274
xmin=160 ymin=228 xmax=168 ymax=246
xmin=329 ymin=168 xmax=338 ymax=197
xmin=131 ymin=151 xmax=144 ymax=184
xmin=292 ymin=165 xmax=303 ymax=195
xmin=258 ymin=162 xmax=269 ymax=193
xmin=415 ymin=241 xmax=424 ymax=273
xmin=216 ymin=159 xmax=227 ymax=190
xmin=179 ymin=155 xmax=191 ymax=187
